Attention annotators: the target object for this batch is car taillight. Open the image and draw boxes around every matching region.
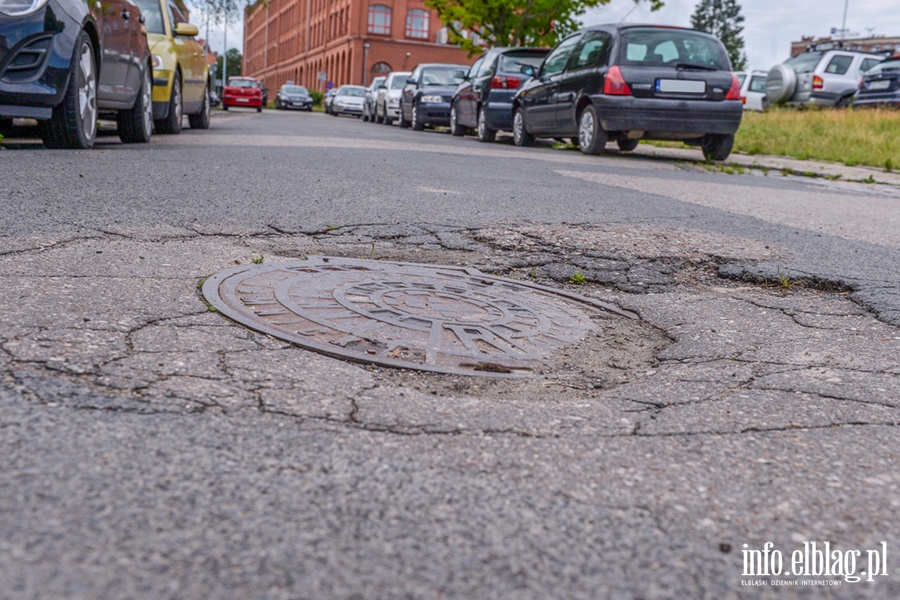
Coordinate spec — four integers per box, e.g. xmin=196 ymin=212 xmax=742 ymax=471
xmin=490 ymin=76 xmax=521 ymax=89
xmin=813 ymin=75 xmax=824 ymax=90
xmin=725 ymin=73 xmax=741 ymax=100
xmin=603 ymin=66 xmax=631 ymax=95
xmin=741 ymin=96 xmax=746 ymax=104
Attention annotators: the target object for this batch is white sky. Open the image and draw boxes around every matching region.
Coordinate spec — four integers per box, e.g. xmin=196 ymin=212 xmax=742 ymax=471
xmin=207 ymin=1 xmax=900 ymax=72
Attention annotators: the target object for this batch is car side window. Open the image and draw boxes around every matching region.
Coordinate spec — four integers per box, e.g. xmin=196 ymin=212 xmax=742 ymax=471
xmin=541 ymin=35 xmax=581 ymax=77
xmin=824 ymin=55 xmax=852 ymax=75
xmin=477 ymin=56 xmax=495 ymax=77
xmin=467 ymin=58 xmax=484 ymax=80
xmin=860 ymin=58 xmax=880 ymax=73
xmin=167 ymin=1 xmax=187 ymax=27
xmin=569 ymin=31 xmax=612 ymax=70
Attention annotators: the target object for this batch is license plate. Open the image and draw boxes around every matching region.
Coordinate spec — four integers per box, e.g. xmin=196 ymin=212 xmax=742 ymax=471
xmin=236 ymin=98 xmax=249 ymax=102
xmin=656 ymin=79 xmax=706 ymax=94
xmin=869 ymin=80 xmax=891 ymax=90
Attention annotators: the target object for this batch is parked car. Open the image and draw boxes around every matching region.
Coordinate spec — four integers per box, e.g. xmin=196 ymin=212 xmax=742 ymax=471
xmin=399 ymin=63 xmax=470 ymax=130
xmin=0 ymin=0 xmax=153 ymax=148
xmin=275 ymin=84 xmax=313 ymax=110
xmin=450 ymin=47 xmax=550 ymax=142
xmin=210 ymin=90 xmax=221 ymax=108
xmin=257 ymin=82 xmax=268 ymax=106
xmin=362 ymin=76 xmax=387 ymax=122
xmin=374 ymin=71 xmax=411 ymax=125
xmin=331 ymin=85 xmax=366 ymax=117
xmin=854 ymin=54 xmax=900 ymax=108
xmin=222 ymin=77 xmax=263 ymax=112
xmin=739 ymin=69 xmax=769 ymax=111
xmin=133 ymin=0 xmax=211 ymax=133
xmin=512 ymin=24 xmax=743 ymax=160
xmin=323 ymin=89 xmax=338 ymax=114
xmin=766 ymin=43 xmax=884 ymax=108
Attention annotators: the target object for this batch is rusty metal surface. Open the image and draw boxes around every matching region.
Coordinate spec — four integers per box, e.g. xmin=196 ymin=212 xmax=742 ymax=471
xmin=203 ymin=257 xmax=637 ymax=377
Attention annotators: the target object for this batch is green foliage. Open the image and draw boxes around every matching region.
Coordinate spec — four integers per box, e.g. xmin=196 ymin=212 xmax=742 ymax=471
xmin=215 ymin=48 xmax=242 ymax=80
xmin=690 ymin=0 xmax=747 ymax=71
xmin=309 ymin=89 xmax=324 ymax=106
xmin=425 ymin=0 xmax=664 ymax=55
xmin=569 ymin=272 xmax=587 ymax=285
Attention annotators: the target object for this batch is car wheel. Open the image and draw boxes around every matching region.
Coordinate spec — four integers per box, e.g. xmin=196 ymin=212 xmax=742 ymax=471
xmin=188 ymin=84 xmax=212 ymax=130
xmin=449 ymin=104 xmax=464 ymax=136
xmin=577 ymin=105 xmax=607 ymax=155
xmin=117 ymin=64 xmax=153 ymax=144
xmin=836 ymin=95 xmax=852 ymax=108
xmin=257 ymin=105 xmax=262 ymax=113
xmin=476 ymin=108 xmax=496 ymax=143
xmin=616 ymin=138 xmax=639 ymax=152
xmin=222 ymin=104 xmax=228 ymax=111
xmin=40 ymin=31 xmax=97 ymax=149
xmin=155 ymin=73 xmax=183 ymax=134
xmin=701 ymin=133 xmax=734 ymax=161
xmin=411 ymin=102 xmax=424 ymax=130
xmin=399 ymin=104 xmax=411 ymax=128
xmin=512 ymin=108 xmax=533 ymax=147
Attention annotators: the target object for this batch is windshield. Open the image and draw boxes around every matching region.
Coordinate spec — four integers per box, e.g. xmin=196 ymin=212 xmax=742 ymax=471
xmin=868 ymin=59 xmax=900 ymax=74
xmin=499 ymin=52 xmax=547 ymax=74
xmin=785 ymin=52 xmax=824 ymax=73
xmin=133 ymin=0 xmax=164 ymax=34
xmin=283 ymin=86 xmax=308 ymax=95
xmin=390 ymin=75 xmax=409 ymax=89
xmin=338 ymin=87 xmax=366 ymax=97
xmin=228 ymin=79 xmax=257 ymax=89
xmin=618 ymin=28 xmax=730 ymax=70
xmin=421 ymin=67 xmax=467 ymax=86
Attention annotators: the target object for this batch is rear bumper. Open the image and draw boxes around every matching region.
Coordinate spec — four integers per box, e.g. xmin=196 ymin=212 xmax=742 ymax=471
xmin=593 ymin=95 xmax=742 ymax=137
xmin=223 ymin=95 xmax=262 ymax=108
xmin=853 ymin=92 xmax=900 ymax=108
xmin=483 ymin=101 xmax=514 ymax=131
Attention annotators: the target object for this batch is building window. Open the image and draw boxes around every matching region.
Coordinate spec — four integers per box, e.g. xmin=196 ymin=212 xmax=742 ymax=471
xmin=368 ymin=4 xmax=391 ymax=35
xmin=371 ymin=62 xmax=391 ymax=76
xmin=406 ymin=9 xmax=429 ymax=39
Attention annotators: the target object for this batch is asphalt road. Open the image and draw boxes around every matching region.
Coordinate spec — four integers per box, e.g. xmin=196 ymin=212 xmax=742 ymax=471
xmin=1 ymin=110 xmax=898 ymax=599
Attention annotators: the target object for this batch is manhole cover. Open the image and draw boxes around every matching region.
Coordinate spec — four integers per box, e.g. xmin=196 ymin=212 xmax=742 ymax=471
xmin=203 ymin=257 xmax=637 ymax=377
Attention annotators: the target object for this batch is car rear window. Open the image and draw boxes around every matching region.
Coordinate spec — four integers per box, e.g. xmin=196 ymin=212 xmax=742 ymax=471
xmin=867 ymin=59 xmax=900 ymax=74
xmin=228 ymin=79 xmax=257 ymax=89
xmin=618 ymin=28 xmax=730 ymax=70
xmin=784 ymin=52 xmax=824 ymax=73
xmin=748 ymin=76 xmax=767 ymax=92
xmin=499 ymin=52 xmax=547 ymax=74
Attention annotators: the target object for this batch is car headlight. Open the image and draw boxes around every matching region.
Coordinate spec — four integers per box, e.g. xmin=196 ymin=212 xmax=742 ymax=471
xmin=420 ymin=95 xmax=443 ymax=104
xmin=0 ymin=0 xmax=48 ymax=16
xmin=151 ymin=55 xmax=164 ymax=69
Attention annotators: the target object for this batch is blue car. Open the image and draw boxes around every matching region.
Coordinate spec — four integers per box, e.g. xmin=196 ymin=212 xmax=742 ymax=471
xmin=0 ymin=0 xmax=153 ymax=148
xmin=399 ymin=63 xmax=469 ymax=131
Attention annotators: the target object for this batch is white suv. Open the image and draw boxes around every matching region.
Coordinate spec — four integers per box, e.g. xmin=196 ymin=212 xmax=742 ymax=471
xmin=766 ymin=44 xmax=883 ymax=107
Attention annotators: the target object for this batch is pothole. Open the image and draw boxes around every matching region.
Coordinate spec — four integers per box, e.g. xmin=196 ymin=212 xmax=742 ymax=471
xmin=202 ymin=256 xmax=665 ymax=378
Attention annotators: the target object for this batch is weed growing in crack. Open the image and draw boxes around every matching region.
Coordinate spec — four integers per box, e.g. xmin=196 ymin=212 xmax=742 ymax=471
xmin=777 ymin=271 xmax=792 ymax=290
xmin=251 ymin=255 xmax=264 ymax=264
xmin=569 ymin=272 xmax=587 ymax=285
xmin=196 ymin=276 xmax=218 ymax=312
xmin=862 ymin=174 xmax=876 ymax=184
xmin=529 ymin=268 xmax=538 ymax=278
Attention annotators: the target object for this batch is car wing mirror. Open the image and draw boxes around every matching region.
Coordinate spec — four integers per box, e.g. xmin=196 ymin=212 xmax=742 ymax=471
xmin=174 ymin=23 xmax=199 ymax=37
xmin=520 ymin=65 xmax=535 ymax=77
xmin=406 ymin=77 xmax=417 ymax=85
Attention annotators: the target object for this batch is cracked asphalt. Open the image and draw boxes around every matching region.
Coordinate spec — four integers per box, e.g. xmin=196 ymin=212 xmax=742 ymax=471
xmin=1 ymin=111 xmax=899 ymax=599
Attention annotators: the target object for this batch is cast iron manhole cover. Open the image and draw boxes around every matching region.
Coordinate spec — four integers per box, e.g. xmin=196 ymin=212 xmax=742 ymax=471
xmin=203 ymin=257 xmax=637 ymax=377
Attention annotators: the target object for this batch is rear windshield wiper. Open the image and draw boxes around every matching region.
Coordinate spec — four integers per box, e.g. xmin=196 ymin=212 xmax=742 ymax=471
xmin=674 ymin=62 xmax=718 ymax=71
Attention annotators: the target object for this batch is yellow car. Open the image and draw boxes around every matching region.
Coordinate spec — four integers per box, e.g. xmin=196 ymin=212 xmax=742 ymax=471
xmin=133 ymin=0 xmax=210 ymax=133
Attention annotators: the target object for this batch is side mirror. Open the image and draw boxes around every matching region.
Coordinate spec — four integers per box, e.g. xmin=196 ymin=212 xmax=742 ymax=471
xmin=378 ymin=84 xmax=387 ymax=89
xmin=406 ymin=77 xmax=417 ymax=85
xmin=520 ymin=65 xmax=535 ymax=77
xmin=174 ymin=23 xmax=199 ymax=37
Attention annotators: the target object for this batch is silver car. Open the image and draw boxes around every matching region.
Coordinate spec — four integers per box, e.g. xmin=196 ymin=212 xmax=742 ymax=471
xmin=766 ymin=44 xmax=883 ymax=107
xmin=362 ymin=76 xmax=386 ymax=122
xmin=331 ymin=85 xmax=366 ymax=117
xmin=374 ymin=71 xmax=411 ymax=125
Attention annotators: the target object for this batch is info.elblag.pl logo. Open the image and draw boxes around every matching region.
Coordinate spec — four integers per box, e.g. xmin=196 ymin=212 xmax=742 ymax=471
xmin=741 ymin=541 xmax=890 ymax=587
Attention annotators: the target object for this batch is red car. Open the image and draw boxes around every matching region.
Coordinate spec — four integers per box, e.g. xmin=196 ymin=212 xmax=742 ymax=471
xmin=222 ymin=77 xmax=263 ymax=112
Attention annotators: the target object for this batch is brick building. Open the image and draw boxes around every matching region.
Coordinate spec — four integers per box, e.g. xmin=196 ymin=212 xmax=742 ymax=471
xmin=790 ymin=35 xmax=900 ymax=57
xmin=243 ymin=0 xmax=472 ymax=94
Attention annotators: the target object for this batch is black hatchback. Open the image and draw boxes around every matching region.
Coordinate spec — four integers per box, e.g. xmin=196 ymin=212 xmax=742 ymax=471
xmin=854 ymin=55 xmax=900 ymax=108
xmin=450 ymin=47 xmax=549 ymax=142
xmin=512 ymin=24 xmax=743 ymax=160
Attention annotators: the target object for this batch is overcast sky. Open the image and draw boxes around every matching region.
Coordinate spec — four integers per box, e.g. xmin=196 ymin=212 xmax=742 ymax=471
xmin=208 ymin=0 xmax=900 ymax=73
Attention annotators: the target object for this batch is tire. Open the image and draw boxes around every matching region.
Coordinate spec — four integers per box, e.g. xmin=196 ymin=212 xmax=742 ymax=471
xmin=40 ymin=31 xmax=97 ymax=149
xmin=188 ymin=84 xmax=211 ymax=130
xmin=374 ymin=107 xmax=383 ymax=124
xmin=155 ymin=73 xmax=183 ymax=134
xmin=117 ymin=64 xmax=153 ymax=144
xmin=399 ymin=104 xmax=410 ymax=128
xmin=765 ymin=64 xmax=797 ymax=105
xmin=836 ymin=95 xmax=852 ymax=108
xmin=222 ymin=104 xmax=228 ymax=111
xmin=257 ymin=106 xmax=262 ymax=113
xmin=701 ymin=133 xmax=734 ymax=161
xmin=616 ymin=138 xmax=639 ymax=152
xmin=411 ymin=102 xmax=424 ymax=130
xmin=577 ymin=105 xmax=607 ymax=155
xmin=476 ymin=108 xmax=496 ymax=143
xmin=449 ymin=104 xmax=464 ymax=136
xmin=512 ymin=108 xmax=533 ymax=147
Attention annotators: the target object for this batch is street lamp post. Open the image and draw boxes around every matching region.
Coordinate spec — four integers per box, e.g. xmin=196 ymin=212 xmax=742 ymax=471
xmin=362 ymin=42 xmax=370 ymax=86
xmin=841 ymin=0 xmax=849 ymax=41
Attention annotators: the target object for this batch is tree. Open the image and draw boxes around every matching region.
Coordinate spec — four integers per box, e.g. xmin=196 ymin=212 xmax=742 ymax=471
xmin=425 ymin=0 xmax=664 ymax=55
xmin=216 ymin=48 xmax=243 ymax=80
xmin=690 ymin=0 xmax=747 ymax=71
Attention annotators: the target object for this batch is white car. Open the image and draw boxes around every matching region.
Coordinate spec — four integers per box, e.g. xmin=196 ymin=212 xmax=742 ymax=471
xmin=374 ymin=71 xmax=411 ymax=125
xmin=331 ymin=85 xmax=366 ymax=117
xmin=739 ymin=69 xmax=769 ymax=111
